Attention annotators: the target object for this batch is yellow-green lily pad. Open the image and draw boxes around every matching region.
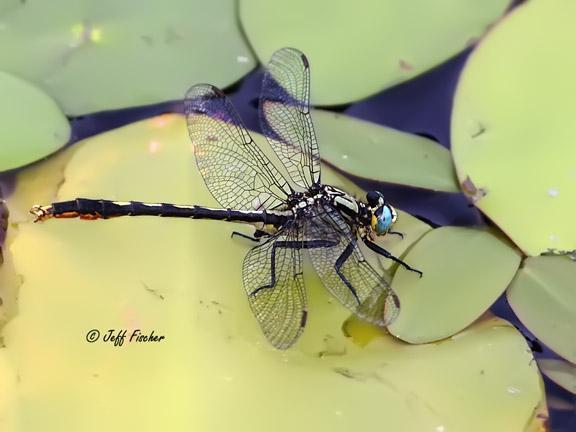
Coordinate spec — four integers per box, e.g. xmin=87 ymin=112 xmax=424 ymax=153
xmin=6 ymin=145 xmax=79 ymax=223
xmin=0 ymin=350 xmax=17 ymax=429
xmin=0 ymin=1 xmax=255 ymax=115
xmin=388 ymin=226 xmax=521 ymax=343
xmin=0 ymin=71 xmax=69 ymax=172
xmin=1 ymin=115 xmax=546 ymax=431
xmin=451 ymin=0 xmax=576 ymax=256
xmin=507 ymin=256 xmax=576 ymax=364
xmin=314 ymin=110 xmax=458 ymax=192
xmin=537 ymin=359 xmax=576 ymax=395
xmin=239 ymin=0 xmax=509 ymax=105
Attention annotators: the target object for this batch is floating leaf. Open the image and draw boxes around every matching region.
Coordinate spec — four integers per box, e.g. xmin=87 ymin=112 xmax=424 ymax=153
xmin=388 ymin=226 xmax=521 ymax=343
xmin=6 ymin=145 xmax=79 ymax=223
xmin=0 ymin=351 xmax=17 ymax=430
xmin=1 ymin=115 xmax=545 ymax=431
xmin=0 ymin=71 xmax=69 ymax=172
xmin=0 ymin=1 xmax=255 ymax=115
xmin=537 ymin=359 xmax=576 ymax=395
xmin=507 ymin=256 xmax=576 ymax=363
xmin=313 ymin=110 xmax=458 ymax=192
xmin=451 ymin=0 xmax=576 ymax=255
xmin=239 ymin=0 xmax=509 ymax=105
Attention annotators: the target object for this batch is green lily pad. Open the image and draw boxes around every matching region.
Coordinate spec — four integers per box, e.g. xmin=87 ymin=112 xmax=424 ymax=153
xmin=314 ymin=110 xmax=458 ymax=192
xmin=1 ymin=115 xmax=546 ymax=431
xmin=0 ymin=1 xmax=255 ymax=115
xmin=507 ymin=256 xmax=576 ymax=363
xmin=388 ymin=226 xmax=521 ymax=344
xmin=0 ymin=71 xmax=69 ymax=172
xmin=451 ymin=0 xmax=576 ymax=256
xmin=239 ymin=0 xmax=509 ymax=105
xmin=537 ymin=359 xmax=576 ymax=395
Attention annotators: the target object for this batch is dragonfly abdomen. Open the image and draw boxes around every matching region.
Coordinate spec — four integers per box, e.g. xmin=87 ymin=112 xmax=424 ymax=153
xmin=31 ymin=198 xmax=292 ymax=226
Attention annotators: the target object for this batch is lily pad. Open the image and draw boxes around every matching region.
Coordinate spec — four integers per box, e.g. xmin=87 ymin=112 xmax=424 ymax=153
xmin=239 ymin=0 xmax=509 ymax=105
xmin=537 ymin=359 xmax=576 ymax=395
xmin=6 ymin=145 xmax=79 ymax=223
xmin=314 ymin=110 xmax=458 ymax=192
xmin=1 ymin=115 xmax=545 ymax=431
xmin=0 ymin=71 xmax=69 ymax=172
xmin=0 ymin=350 xmax=17 ymax=430
xmin=451 ymin=0 xmax=576 ymax=256
xmin=388 ymin=226 xmax=521 ymax=343
xmin=0 ymin=0 xmax=255 ymax=115
xmin=507 ymin=256 xmax=576 ymax=364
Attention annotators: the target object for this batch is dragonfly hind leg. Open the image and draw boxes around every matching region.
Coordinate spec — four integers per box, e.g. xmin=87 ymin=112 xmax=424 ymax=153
xmin=248 ymin=239 xmax=336 ymax=297
xmin=362 ymin=236 xmax=423 ymax=277
xmin=231 ymin=229 xmax=269 ymax=243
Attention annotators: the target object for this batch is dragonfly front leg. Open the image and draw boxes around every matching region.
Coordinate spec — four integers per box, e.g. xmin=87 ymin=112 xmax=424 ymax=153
xmin=387 ymin=231 xmax=404 ymax=239
xmin=362 ymin=236 xmax=423 ymax=277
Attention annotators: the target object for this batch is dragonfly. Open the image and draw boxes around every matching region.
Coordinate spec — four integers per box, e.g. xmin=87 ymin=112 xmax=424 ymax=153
xmin=30 ymin=48 xmax=421 ymax=349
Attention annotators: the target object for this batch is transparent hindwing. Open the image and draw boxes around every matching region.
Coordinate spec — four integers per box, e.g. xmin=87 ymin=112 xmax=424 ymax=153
xmin=242 ymin=221 xmax=307 ymax=349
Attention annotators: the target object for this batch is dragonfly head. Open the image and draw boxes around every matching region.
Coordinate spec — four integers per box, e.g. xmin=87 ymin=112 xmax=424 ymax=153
xmin=366 ymin=191 xmax=397 ymax=236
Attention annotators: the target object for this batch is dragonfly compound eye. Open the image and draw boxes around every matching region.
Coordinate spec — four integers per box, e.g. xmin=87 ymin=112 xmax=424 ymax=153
xmin=366 ymin=191 xmax=384 ymax=208
xmin=371 ymin=205 xmax=395 ymax=235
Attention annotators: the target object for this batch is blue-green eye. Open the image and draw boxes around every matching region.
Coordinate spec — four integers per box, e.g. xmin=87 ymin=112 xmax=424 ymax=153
xmin=371 ymin=206 xmax=393 ymax=235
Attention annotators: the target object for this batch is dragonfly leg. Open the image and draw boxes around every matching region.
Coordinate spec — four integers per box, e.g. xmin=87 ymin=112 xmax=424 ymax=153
xmin=333 ymin=242 xmax=361 ymax=304
xmin=249 ymin=239 xmax=336 ymax=296
xmin=388 ymin=231 xmax=404 ymax=239
xmin=362 ymin=237 xmax=423 ymax=277
xmin=231 ymin=229 xmax=269 ymax=243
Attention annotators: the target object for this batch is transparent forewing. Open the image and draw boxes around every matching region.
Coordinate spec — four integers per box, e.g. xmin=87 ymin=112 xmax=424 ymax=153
xmin=260 ymin=48 xmax=321 ymax=189
xmin=242 ymin=222 xmax=307 ymax=349
xmin=185 ymin=84 xmax=292 ymax=211
xmin=304 ymin=203 xmax=400 ymax=326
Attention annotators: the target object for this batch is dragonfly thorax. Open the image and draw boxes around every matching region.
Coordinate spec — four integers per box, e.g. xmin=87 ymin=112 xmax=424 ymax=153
xmin=325 ymin=187 xmax=399 ymax=238
xmin=284 ymin=186 xmax=398 ymax=238
xmin=286 ymin=188 xmax=323 ymax=219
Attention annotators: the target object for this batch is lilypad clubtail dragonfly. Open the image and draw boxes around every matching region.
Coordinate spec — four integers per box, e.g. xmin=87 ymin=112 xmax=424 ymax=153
xmin=31 ymin=48 xmax=421 ymax=349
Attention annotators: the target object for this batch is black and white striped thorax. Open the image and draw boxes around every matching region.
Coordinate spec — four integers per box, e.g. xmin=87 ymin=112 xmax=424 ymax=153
xmin=284 ymin=184 xmax=371 ymax=229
